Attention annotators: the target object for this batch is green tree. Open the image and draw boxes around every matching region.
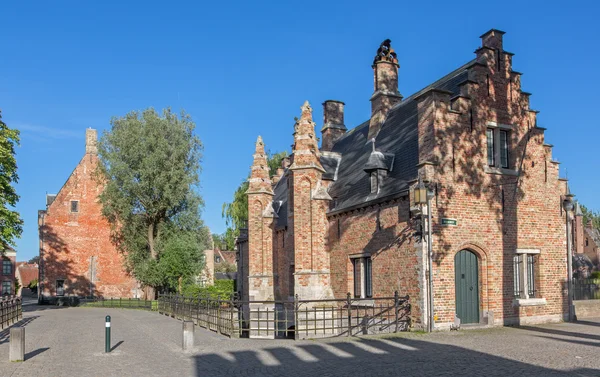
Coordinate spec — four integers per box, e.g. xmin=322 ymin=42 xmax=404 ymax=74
xmin=221 ymin=150 xmax=288 ymax=250
xmin=28 ymin=256 xmax=40 ymax=264
xmin=581 ymin=204 xmax=600 ymax=230
xmin=0 ymin=111 xmax=23 ymax=249
xmin=97 ymin=108 xmax=210 ymax=298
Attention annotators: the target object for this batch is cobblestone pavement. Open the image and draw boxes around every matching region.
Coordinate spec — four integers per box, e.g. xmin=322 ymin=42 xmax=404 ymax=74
xmin=0 ymin=305 xmax=599 ymax=376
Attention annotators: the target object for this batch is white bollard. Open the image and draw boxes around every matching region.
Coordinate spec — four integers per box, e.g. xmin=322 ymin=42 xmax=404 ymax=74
xmin=182 ymin=321 xmax=194 ymax=351
xmin=10 ymin=327 xmax=25 ymax=362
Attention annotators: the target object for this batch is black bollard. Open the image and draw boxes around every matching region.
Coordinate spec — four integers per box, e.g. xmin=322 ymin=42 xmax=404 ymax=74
xmin=105 ymin=315 xmax=111 ymax=353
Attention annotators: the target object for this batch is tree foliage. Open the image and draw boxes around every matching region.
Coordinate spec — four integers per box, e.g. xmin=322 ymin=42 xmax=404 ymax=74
xmin=581 ymin=204 xmax=600 ymax=230
xmin=28 ymin=256 xmax=40 ymax=264
xmin=219 ymin=150 xmax=288 ymax=250
xmin=97 ymin=108 xmax=211 ymax=294
xmin=0 ymin=111 xmax=23 ymax=248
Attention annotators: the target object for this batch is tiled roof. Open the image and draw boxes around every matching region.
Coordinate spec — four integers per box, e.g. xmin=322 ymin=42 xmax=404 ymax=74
xmin=272 ymin=59 xmax=473 ymax=226
xmin=16 ymin=264 xmax=38 ymax=286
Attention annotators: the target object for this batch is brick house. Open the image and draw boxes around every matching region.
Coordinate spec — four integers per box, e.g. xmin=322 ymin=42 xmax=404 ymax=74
xmin=574 ymin=202 xmax=600 ymax=270
xmin=15 ymin=262 xmax=38 ymax=296
xmin=0 ymin=248 xmax=17 ymax=296
xmin=38 ymin=129 xmax=139 ymax=301
xmin=238 ymin=30 xmax=571 ymax=330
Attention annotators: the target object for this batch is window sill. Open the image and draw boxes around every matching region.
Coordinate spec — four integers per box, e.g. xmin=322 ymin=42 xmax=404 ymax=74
xmin=512 ymin=298 xmax=547 ymax=307
xmin=350 ymin=299 xmax=375 ymax=307
xmin=485 ymin=166 xmax=518 ymax=176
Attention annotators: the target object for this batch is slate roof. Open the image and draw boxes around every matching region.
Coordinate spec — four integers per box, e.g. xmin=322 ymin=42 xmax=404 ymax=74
xmin=271 ymin=59 xmax=474 ymax=227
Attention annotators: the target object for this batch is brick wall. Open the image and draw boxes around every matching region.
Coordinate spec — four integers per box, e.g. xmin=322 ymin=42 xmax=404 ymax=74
xmin=39 ymin=130 xmax=138 ymax=299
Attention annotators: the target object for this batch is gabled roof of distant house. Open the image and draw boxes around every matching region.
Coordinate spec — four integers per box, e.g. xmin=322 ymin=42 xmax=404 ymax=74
xmin=271 ymin=58 xmax=474 ymax=226
xmin=586 ymin=227 xmax=600 ymax=247
xmin=16 ymin=263 xmax=38 ymax=286
xmin=215 ymin=249 xmax=236 ymax=265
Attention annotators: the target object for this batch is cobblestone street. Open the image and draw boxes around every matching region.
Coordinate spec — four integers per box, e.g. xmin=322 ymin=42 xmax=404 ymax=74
xmin=0 ymin=305 xmax=599 ymax=376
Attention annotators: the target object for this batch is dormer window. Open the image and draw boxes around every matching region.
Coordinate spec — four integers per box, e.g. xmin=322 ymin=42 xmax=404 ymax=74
xmin=370 ymin=172 xmax=378 ymax=194
xmin=364 ymin=143 xmax=394 ymax=196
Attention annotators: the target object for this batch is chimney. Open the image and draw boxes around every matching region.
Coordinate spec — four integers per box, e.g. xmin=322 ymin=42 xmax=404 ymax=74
xmin=85 ymin=128 xmax=98 ymax=155
xmin=369 ymin=39 xmax=402 ymax=140
xmin=272 ymin=168 xmax=285 ymax=186
xmin=321 ymin=100 xmax=346 ymax=152
xmin=480 ymin=29 xmax=505 ymax=50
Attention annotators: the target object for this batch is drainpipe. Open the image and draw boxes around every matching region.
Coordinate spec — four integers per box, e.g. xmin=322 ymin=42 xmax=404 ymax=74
xmin=427 ymin=189 xmax=435 ymax=332
xmin=563 ymin=193 xmax=574 ymax=321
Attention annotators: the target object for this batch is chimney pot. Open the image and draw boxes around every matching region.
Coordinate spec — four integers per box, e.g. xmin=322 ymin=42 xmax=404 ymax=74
xmin=85 ymin=128 xmax=98 ymax=155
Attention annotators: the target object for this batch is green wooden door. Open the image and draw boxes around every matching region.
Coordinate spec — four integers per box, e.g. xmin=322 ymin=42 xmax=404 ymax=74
xmin=454 ymin=250 xmax=479 ymax=324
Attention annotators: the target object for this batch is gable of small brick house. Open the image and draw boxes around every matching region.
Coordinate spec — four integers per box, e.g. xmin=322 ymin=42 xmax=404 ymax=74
xmin=39 ymin=129 xmax=138 ymax=299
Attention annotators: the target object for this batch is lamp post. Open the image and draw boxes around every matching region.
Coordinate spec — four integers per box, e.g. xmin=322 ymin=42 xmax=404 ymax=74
xmin=414 ymin=181 xmax=436 ymax=332
xmin=563 ymin=193 xmax=574 ymax=321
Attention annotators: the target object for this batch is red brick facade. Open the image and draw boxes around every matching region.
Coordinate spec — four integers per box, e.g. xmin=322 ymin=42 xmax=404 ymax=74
xmin=243 ymin=30 xmax=570 ymax=329
xmin=38 ymin=129 xmax=139 ymax=299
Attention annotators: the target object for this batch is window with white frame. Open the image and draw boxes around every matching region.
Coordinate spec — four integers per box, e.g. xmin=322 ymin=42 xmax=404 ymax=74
xmin=2 ymin=281 xmax=11 ymax=295
xmin=486 ymin=128 xmax=510 ymax=169
xmin=2 ymin=260 xmax=11 ymax=275
xmin=513 ymin=250 xmax=538 ymax=299
xmin=352 ymin=256 xmax=372 ymax=298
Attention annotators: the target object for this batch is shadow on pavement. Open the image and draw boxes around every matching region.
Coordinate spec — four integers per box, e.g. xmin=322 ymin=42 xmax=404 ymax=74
xmin=111 ymin=341 xmax=124 ymax=352
xmin=25 ymin=347 xmax=49 ymax=360
xmin=193 ymin=336 xmax=600 ymax=377
xmin=0 ymin=316 xmax=39 ymax=344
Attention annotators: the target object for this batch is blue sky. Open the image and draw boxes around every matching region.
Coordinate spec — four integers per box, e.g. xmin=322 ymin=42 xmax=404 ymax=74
xmin=1 ymin=0 xmax=598 ymax=261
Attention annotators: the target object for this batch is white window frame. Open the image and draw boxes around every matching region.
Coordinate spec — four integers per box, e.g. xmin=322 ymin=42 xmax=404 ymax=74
xmin=487 ymin=127 xmax=510 ymax=169
xmin=1 ymin=281 xmax=11 ymax=295
xmin=513 ymin=249 xmax=547 ymax=306
xmin=351 ymin=255 xmax=372 ymax=299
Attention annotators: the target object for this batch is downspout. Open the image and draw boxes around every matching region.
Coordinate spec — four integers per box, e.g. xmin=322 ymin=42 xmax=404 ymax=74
xmin=427 ymin=195 xmax=434 ymax=332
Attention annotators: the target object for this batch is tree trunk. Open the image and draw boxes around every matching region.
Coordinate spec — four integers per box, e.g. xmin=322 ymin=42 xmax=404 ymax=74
xmin=145 ymin=286 xmax=156 ymax=300
xmin=178 ymin=276 xmax=182 ymax=295
xmin=148 ymin=222 xmax=157 ymax=259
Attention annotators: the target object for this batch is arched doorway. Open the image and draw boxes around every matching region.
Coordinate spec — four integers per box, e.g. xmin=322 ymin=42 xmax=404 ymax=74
xmin=455 ymin=249 xmax=479 ymax=324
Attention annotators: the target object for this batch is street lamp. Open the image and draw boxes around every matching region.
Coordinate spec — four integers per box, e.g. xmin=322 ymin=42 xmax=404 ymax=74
xmin=563 ymin=193 xmax=574 ymax=321
xmin=414 ymin=181 xmax=436 ymax=332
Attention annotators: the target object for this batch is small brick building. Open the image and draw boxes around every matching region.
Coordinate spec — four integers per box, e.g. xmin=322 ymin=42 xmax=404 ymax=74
xmin=0 ymin=249 xmax=17 ymax=296
xmin=574 ymin=203 xmax=600 ymax=271
xmin=38 ymin=129 xmax=139 ymax=300
xmin=239 ymin=30 xmax=572 ymax=329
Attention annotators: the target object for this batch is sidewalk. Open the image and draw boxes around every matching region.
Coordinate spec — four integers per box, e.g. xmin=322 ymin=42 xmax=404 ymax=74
xmin=0 ymin=305 xmax=598 ymax=376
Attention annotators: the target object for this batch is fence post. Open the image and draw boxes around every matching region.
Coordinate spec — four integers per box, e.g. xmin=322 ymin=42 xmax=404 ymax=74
xmin=218 ymin=295 xmax=223 ymax=334
xmin=346 ymin=292 xmax=352 ymax=337
xmin=394 ymin=291 xmax=399 ymax=333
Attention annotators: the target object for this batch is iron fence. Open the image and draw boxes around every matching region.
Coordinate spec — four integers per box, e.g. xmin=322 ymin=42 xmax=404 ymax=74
xmin=0 ymin=296 xmax=22 ymax=329
xmin=573 ymin=279 xmax=600 ymax=300
xmin=158 ymin=292 xmax=410 ymax=340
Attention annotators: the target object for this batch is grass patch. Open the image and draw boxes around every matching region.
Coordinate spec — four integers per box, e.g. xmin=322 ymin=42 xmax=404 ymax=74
xmin=80 ymin=299 xmax=158 ymax=311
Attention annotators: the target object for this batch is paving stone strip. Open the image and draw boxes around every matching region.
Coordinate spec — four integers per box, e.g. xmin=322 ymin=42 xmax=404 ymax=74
xmin=0 ymin=305 xmax=598 ymax=376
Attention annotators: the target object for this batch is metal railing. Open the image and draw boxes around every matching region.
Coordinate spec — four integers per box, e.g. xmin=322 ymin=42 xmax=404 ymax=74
xmin=573 ymin=279 xmax=600 ymax=300
xmin=0 ymin=296 xmax=22 ymax=329
xmin=158 ymin=291 xmax=410 ymax=340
